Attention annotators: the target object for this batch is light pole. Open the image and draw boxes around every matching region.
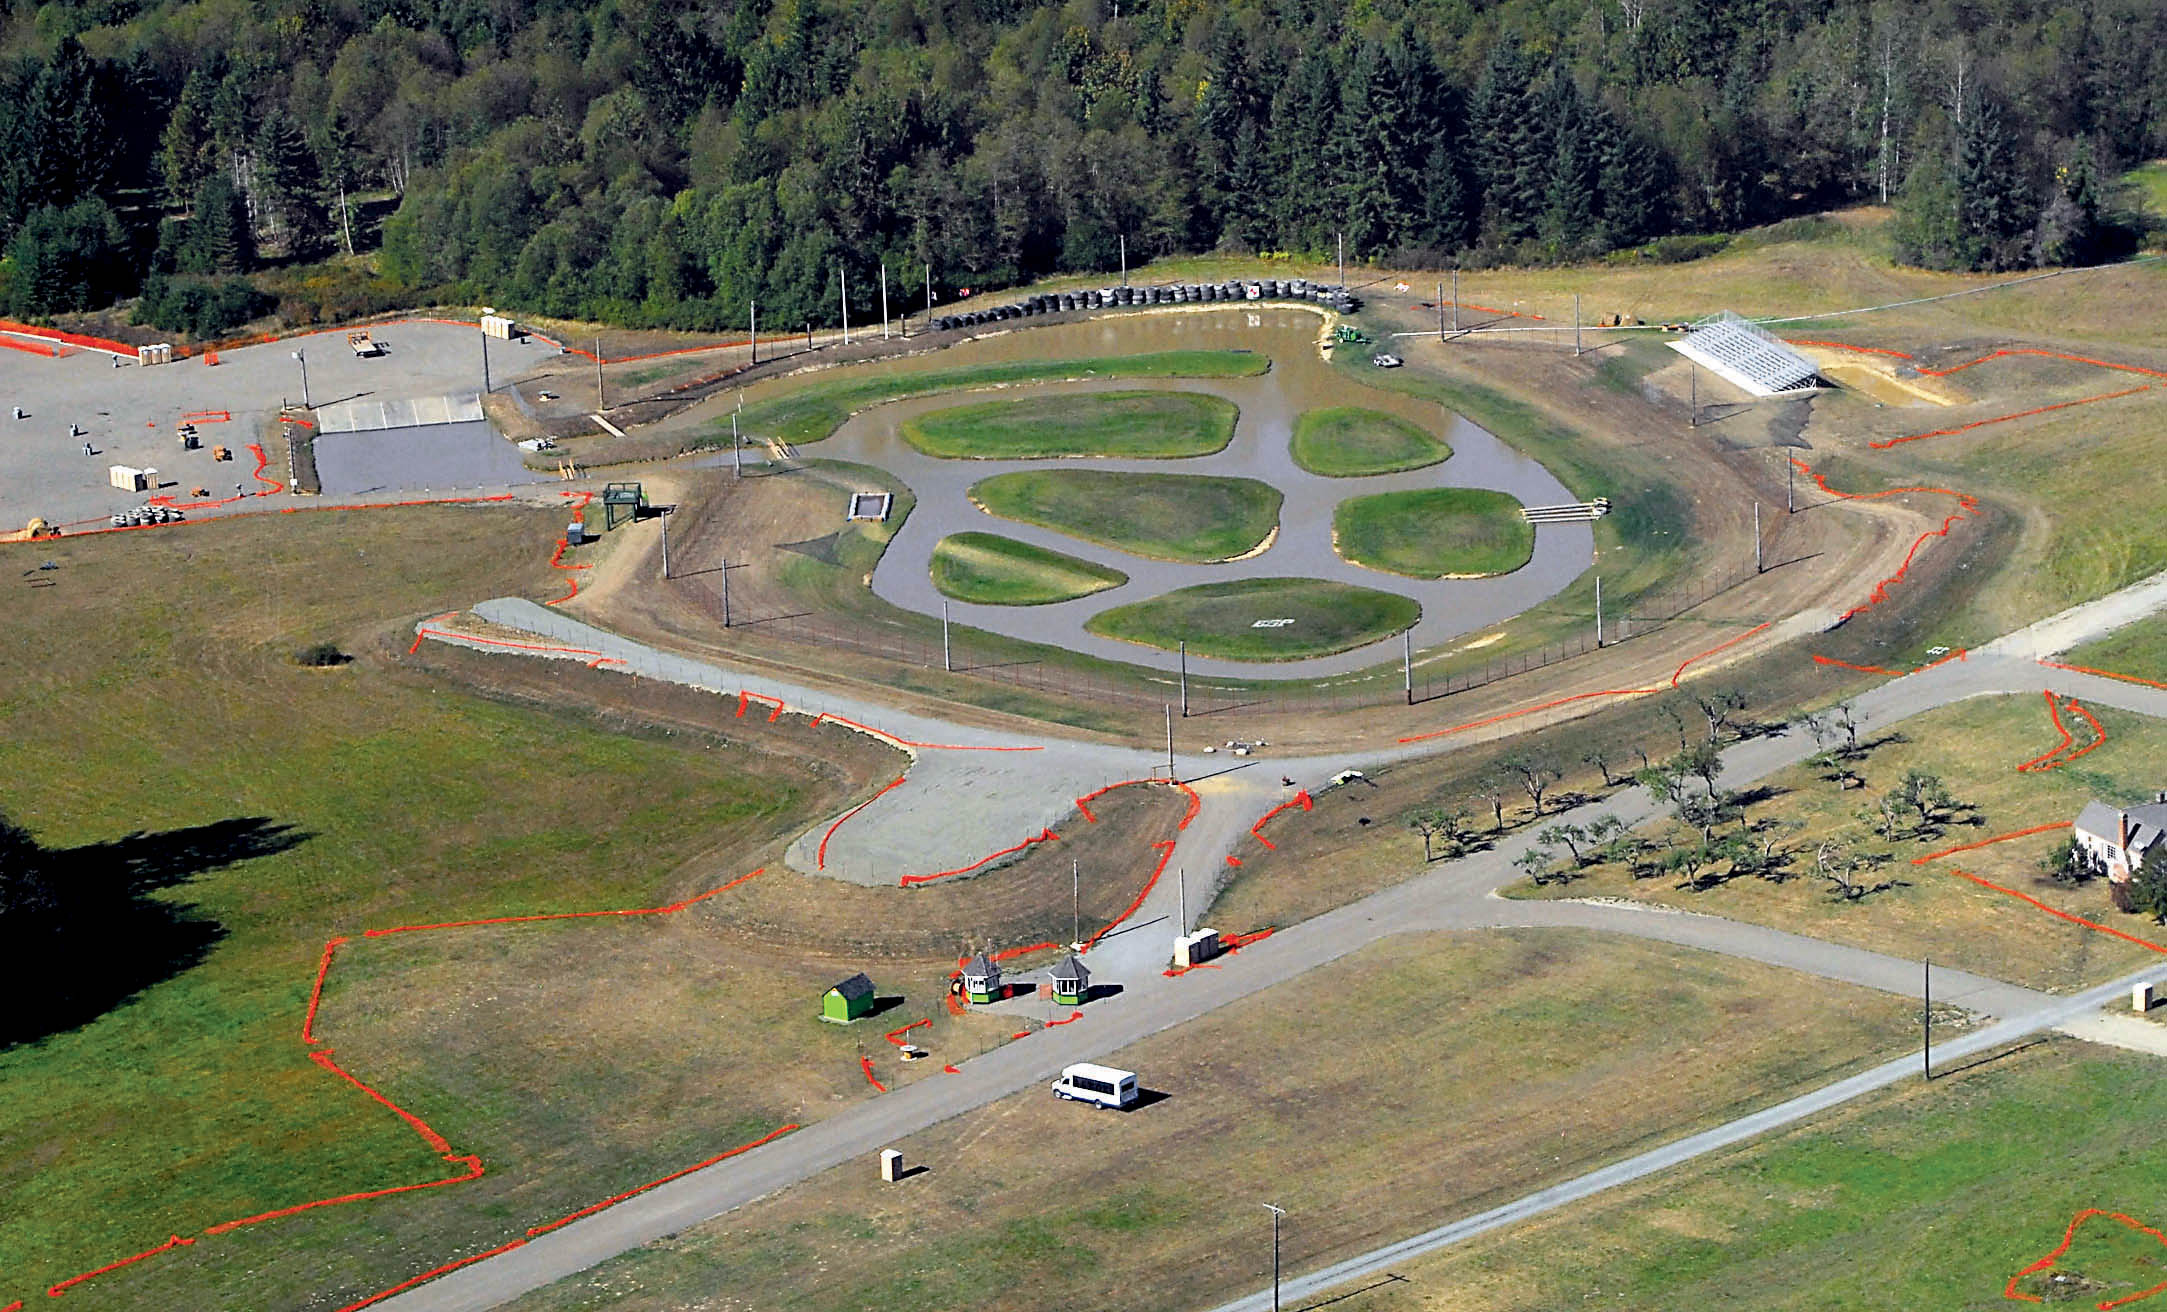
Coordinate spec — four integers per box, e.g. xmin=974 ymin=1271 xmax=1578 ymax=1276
xmin=291 ymin=349 xmax=311 ymax=408
xmin=1262 ymin=1203 xmax=1286 ymax=1312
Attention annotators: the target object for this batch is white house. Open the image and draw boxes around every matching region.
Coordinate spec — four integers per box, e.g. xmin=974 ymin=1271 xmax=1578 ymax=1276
xmin=2073 ymin=797 xmax=2167 ymax=881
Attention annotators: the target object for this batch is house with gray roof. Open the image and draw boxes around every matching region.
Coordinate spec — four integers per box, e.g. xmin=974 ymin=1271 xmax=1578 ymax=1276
xmin=2073 ymin=797 xmax=2167 ymax=882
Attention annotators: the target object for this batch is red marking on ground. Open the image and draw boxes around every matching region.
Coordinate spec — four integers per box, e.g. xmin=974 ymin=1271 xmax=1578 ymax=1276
xmin=361 ymin=869 xmax=763 ymax=938
xmin=1449 ymin=299 xmax=1544 ymax=321
xmin=1784 ymin=339 xmax=1915 ymax=360
xmin=1790 ymin=457 xmax=1978 ymax=623
xmin=943 ymin=1064 xmax=961 ymax=1074
xmin=1913 ymin=821 xmax=2074 ymax=865
xmin=44 ymin=1234 xmax=196 ymax=1297
xmin=204 ymin=1152 xmax=484 ymax=1235
xmin=2015 ymin=691 xmax=2105 ymax=773
xmin=1225 ymin=855 xmax=1241 ymax=867
xmin=818 ymin=775 xmax=907 ymax=870
xmin=1248 ymin=790 xmax=1313 ymax=850
xmin=1947 ymin=868 xmax=2167 ymax=955
xmin=898 ymin=829 xmax=1059 ymax=887
xmin=1397 ymin=622 xmax=1773 ymax=745
xmin=809 ymin=711 xmax=1044 ymax=752
xmin=412 ymin=628 xmax=604 ymax=661
xmin=0 ymin=318 xmax=130 ymax=355
xmin=301 ymin=935 xmax=348 ymax=1043
xmin=524 ymin=1125 xmax=797 ymax=1238
xmin=0 ymin=334 xmax=60 ymax=357
xmin=860 ymin=1055 xmax=887 ymax=1093
xmin=1917 ymin=347 xmax=2167 ymax=382
xmin=1872 ymin=385 xmax=2151 ymax=450
xmin=585 ymin=657 xmax=624 ymax=669
xmin=2005 ymin=1209 xmax=2167 ymax=1308
xmin=247 ymin=444 xmax=284 ymax=494
xmin=1045 ymin=1011 xmax=1082 ymax=1027
xmin=308 ymin=1049 xmax=457 ymax=1155
xmin=1082 ymin=840 xmax=1178 ymax=953
xmin=2040 ymin=660 xmax=2167 ymax=691
xmin=286 ymin=414 xmax=316 ymax=429
xmin=545 ymin=492 xmax=596 ymax=606
xmin=950 ymin=942 xmax=1062 ymax=977
xmin=944 ymin=993 xmax=966 ymax=1017
xmin=1811 ymin=648 xmax=1969 ymax=679
xmin=181 ymin=409 xmax=232 ymax=423
xmin=332 ymin=1237 xmax=529 ymax=1312
xmin=884 ymin=1019 xmax=931 ymax=1047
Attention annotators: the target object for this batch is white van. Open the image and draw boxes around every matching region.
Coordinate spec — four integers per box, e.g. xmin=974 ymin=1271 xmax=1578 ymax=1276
xmin=1051 ymin=1063 xmax=1138 ymax=1110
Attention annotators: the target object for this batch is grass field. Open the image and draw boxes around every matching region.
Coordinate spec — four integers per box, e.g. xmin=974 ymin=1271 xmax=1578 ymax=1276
xmin=2064 ymin=615 xmax=2167 ymax=677
xmin=901 ymin=390 xmax=1238 ymax=459
xmin=1357 ymin=1042 xmax=2167 ymax=1311
xmin=969 ymin=469 xmax=1282 ymax=563
xmin=929 ymin=532 xmax=1129 ymax=605
xmin=727 ymin=350 xmax=1269 ymax=447
xmin=0 ymin=507 xmax=909 ymax=1309
xmin=1333 ymin=488 xmax=1532 ymax=578
xmin=1508 ymin=694 xmax=2167 ymax=993
xmin=1085 ymin=577 xmax=1419 ymax=660
xmin=504 ymin=931 xmax=1915 ymax=1312
xmin=1290 ymin=406 xmax=1451 ymax=476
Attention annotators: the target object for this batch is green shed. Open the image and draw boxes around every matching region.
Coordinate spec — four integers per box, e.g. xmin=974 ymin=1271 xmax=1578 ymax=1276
xmin=822 ymin=972 xmax=876 ymax=1023
xmin=961 ymin=953 xmax=1003 ymax=1005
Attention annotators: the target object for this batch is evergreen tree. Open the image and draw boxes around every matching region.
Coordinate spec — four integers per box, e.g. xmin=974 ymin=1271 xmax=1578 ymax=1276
xmin=180 ymin=170 xmax=255 ymax=275
xmin=159 ymin=63 xmax=221 ymax=206
xmin=2133 ymin=843 xmax=2167 ymax=924
xmin=1415 ymin=140 xmax=1472 ymax=252
xmin=1469 ymin=37 xmax=1540 ymax=242
xmin=2032 ymin=141 xmax=2106 ymax=267
xmin=251 ymin=109 xmax=330 ymax=258
xmin=1955 ymin=91 xmax=2034 ymax=270
xmin=6 ymin=199 xmax=130 ymax=315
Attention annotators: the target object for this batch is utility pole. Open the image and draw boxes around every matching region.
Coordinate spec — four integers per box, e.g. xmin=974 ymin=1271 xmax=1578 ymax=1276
xmin=732 ymin=410 xmax=742 ymax=478
xmin=1452 ymin=267 xmax=1460 ymax=331
xmin=1262 ymin=1204 xmax=1286 ymax=1312
xmin=1787 ymin=458 xmax=1795 ymax=513
xmin=1119 ymin=234 xmax=1127 ymax=288
xmin=595 ymin=337 xmax=604 ymax=411
xmin=1754 ymin=502 xmax=1764 ymax=573
xmin=1574 ymin=293 xmax=1583 ymax=356
xmin=926 ymin=264 xmax=934 ymax=332
xmin=1337 ymin=232 xmax=1345 ymax=290
xmin=880 ymin=263 xmax=890 ymax=340
xmin=1071 ymin=856 xmax=1081 ymax=950
xmin=942 ymin=601 xmax=952 ymax=672
xmin=749 ymin=300 xmax=758 ymax=365
xmin=1594 ymin=575 xmax=1604 ymax=647
xmin=1177 ymin=865 xmax=1188 ymax=937
xmin=1922 ymin=958 xmax=1931 ymax=1081
xmin=659 ymin=508 xmax=671 ymax=580
xmin=720 ymin=557 xmax=732 ymax=627
xmin=292 ymin=349 xmax=311 ymax=408
xmin=1437 ymin=282 xmax=1445 ymax=341
xmin=840 ymin=266 xmax=850 ymax=346
xmin=1688 ymin=362 xmax=1698 ymax=428
xmin=1178 ymin=640 xmax=1188 ymax=717
xmin=1403 ymin=629 xmax=1414 ymax=705
xmin=480 ymin=324 xmax=491 ymax=394
xmin=805 ymin=323 xmax=812 ymax=354
xmin=1164 ymin=703 xmax=1174 ymax=779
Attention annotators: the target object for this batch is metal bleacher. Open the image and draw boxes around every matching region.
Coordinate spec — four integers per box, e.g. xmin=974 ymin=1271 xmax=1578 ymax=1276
xmin=1669 ymin=311 xmax=1820 ymax=396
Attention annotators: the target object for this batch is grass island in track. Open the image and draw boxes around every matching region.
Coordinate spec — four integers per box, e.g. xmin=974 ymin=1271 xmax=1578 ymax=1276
xmin=1084 ymin=577 xmax=1420 ymax=661
xmin=929 ymin=532 xmax=1130 ymax=605
xmin=728 ymin=349 xmax=1269 ymax=447
xmin=1334 ymin=487 xmax=1533 ymax=579
xmin=1290 ymin=406 xmax=1452 ymax=476
xmin=902 ymin=390 xmax=1238 ymax=459
xmin=968 ymin=470 xmax=1282 ymax=564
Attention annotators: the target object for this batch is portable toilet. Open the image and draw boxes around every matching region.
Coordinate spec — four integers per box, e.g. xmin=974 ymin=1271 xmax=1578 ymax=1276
xmin=1174 ymin=928 xmax=1222 ymax=969
xmin=960 ymin=953 xmax=1003 ymax=1004
xmin=821 ymin=972 xmax=875 ymax=1023
xmin=1050 ymin=955 xmax=1091 ymax=1007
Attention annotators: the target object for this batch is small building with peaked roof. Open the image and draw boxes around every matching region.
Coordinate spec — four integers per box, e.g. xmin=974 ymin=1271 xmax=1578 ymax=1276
xmin=821 ymin=972 xmax=876 ymax=1023
xmin=2074 ymin=797 xmax=2167 ymax=882
xmin=960 ymin=953 xmax=1003 ymax=1004
xmin=1050 ymin=955 xmax=1091 ymax=1006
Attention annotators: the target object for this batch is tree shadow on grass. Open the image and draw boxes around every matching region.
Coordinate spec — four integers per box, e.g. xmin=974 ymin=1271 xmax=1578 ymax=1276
xmin=2 ymin=817 xmax=308 ymax=1049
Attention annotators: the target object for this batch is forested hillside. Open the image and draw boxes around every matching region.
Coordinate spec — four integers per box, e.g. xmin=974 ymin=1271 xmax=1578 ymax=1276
xmin=3 ymin=0 xmax=2162 ymax=334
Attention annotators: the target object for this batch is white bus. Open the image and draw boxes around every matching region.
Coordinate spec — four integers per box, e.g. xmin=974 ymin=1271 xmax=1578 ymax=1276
xmin=1051 ymin=1063 xmax=1138 ymax=1110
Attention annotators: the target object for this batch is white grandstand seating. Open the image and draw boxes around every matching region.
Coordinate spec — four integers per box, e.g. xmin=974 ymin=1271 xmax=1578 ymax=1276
xmin=1667 ymin=311 xmax=1820 ymax=397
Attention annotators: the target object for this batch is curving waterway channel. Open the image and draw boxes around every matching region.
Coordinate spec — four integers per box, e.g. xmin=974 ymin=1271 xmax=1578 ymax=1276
xmin=799 ymin=308 xmax=1593 ymax=679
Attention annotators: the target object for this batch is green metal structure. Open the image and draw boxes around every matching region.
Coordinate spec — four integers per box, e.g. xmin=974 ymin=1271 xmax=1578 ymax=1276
xmin=821 ymin=972 xmax=875 ymax=1023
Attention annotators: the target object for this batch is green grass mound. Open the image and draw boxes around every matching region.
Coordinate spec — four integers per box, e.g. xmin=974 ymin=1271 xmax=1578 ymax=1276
xmin=929 ymin=532 xmax=1129 ymax=605
xmin=1290 ymin=407 xmax=1451 ymax=476
xmin=970 ymin=470 xmax=1281 ymax=563
xmin=1334 ymin=488 xmax=1533 ymax=578
xmin=1086 ymin=578 xmax=1419 ymax=661
xmin=903 ymin=390 xmax=1238 ymax=459
xmin=729 ymin=350 xmax=1268 ymax=447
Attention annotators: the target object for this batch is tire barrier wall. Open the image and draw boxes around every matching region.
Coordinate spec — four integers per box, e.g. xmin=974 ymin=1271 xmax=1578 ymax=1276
xmin=926 ymin=278 xmax=1361 ymax=334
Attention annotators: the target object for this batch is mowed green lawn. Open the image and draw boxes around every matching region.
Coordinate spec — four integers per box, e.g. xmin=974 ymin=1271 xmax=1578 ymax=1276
xmin=970 ymin=470 xmax=1282 ymax=563
xmin=929 ymin=532 xmax=1129 ymax=605
xmin=730 ymin=350 xmax=1268 ymax=446
xmin=1290 ymin=406 xmax=1451 ymax=476
xmin=1334 ymin=487 xmax=1533 ymax=577
xmin=0 ymin=509 xmax=856 ymax=1309
xmin=1366 ymin=1044 xmax=2167 ymax=1312
xmin=901 ymin=390 xmax=1237 ymax=459
xmin=2065 ymin=613 xmax=2167 ymax=679
xmin=1085 ymin=577 xmax=1419 ymax=660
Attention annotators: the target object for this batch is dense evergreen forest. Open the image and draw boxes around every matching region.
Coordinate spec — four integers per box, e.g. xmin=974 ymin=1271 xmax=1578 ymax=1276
xmin=1 ymin=0 xmax=2161 ymax=335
